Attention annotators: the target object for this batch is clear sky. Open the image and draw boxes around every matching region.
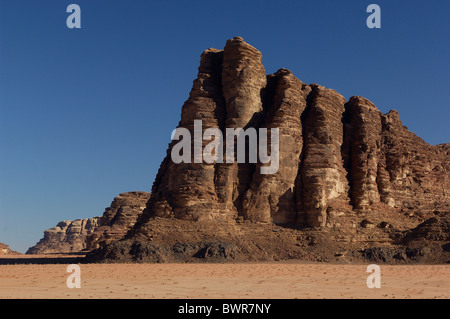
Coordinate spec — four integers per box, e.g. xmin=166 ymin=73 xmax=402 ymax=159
xmin=0 ymin=0 xmax=449 ymax=253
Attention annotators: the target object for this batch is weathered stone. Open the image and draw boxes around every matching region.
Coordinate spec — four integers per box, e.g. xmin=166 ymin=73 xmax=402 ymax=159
xmin=298 ymin=84 xmax=351 ymax=227
xmin=377 ymin=111 xmax=450 ymax=213
xmin=343 ymin=96 xmax=383 ymax=210
xmin=133 ymin=37 xmax=448 ymax=232
xmin=27 ymin=217 xmax=100 ymax=254
xmin=0 ymin=243 xmax=19 ymax=255
xmin=405 ymin=215 xmax=450 ymax=241
xmin=140 ymin=48 xmax=228 ymax=223
xmin=215 ymin=36 xmax=267 ymax=216
xmin=241 ymin=69 xmax=308 ymax=223
xmin=86 ymin=191 xmax=151 ymax=250
xmin=80 ymin=37 xmax=450 ymax=264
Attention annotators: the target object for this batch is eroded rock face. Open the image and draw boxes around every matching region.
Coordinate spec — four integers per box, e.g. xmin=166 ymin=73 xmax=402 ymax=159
xmin=378 ymin=111 xmax=449 ymax=212
xmin=26 ymin=218 xmax=100 ymax=254
xmin=146 ymin=48 xmax=228 ymax=222
xmin=134 ymin=36 xmax=449 ymax=228
xmin=0 ymin=243 xmax=19 ymax=255
xmin=242 ymin=69 xmax=309 ymax=224
xmin=343 ymin=96 xmax=383 ymax=211
xmin=86 ymin=192 xmax=150 ymax=250
xmin=405 ymin=214 xmax=450 ymax=242
xmin=87 ymin=37 xmax=449 ymax=264
xmin=299 ymin=84 xmax=351 ymax=227
xmin=216 ymin=36 xmax=268 ymax=216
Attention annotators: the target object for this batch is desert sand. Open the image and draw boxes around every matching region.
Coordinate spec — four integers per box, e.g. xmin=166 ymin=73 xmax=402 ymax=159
xmin=0 ymin=255 xmax=448 ymax=299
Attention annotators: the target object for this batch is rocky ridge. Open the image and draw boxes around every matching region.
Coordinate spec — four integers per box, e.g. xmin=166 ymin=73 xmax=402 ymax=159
xmin=0 ymin=243 xmax=19 ymax=255
xmin=86 ymin=192 xmax=151 ymax=250
xmin=26 ymin=218 xmax=100 ymax=254
xmin=26 ymin=192 xmax=151 ymax=254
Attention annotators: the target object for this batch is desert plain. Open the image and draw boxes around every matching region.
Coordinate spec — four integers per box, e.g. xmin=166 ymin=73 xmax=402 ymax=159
xmin=0 ymin=254 xmax=448 ymax=299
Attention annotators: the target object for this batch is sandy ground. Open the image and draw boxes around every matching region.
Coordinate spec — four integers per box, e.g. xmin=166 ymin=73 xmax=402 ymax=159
xmin=0 ymin=255 xmax=448 ymax=299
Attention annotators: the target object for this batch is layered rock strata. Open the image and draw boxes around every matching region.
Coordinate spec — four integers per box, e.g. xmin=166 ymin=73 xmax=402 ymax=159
xmin=86 ymin=37 xmax=449 ymax=263
xmin=86 ymin=192 xmax=150 ymax=250
xmin=27 ymin=218 xmax=100 ymax=254
xmin=0 ymin=243 xmax=19 ymax=255
xmin=136 ymin=37 xmax=449 ymax=229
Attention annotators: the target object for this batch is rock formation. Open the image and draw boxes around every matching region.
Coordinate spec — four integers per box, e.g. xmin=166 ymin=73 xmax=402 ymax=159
xmin=242 ymin=69 xmax=308 ymax=224
xmin=405 ymin=213 xmax=450 ymax=242
xmin=343 ymin=96 xmax=383 ymax=211
xmin=26 ymin=192 xmax=151 ymax=254
xmin=82 ymin=37 xmax=449 ymax=264
xmin=27 ymin=218 xmax=100 ymax=254
xmin=0 ymin=243 xmax=19 ymax=255
xmin=298 ymin=84 xmax=351 ymax=227
xmin=86 ymin=192 xmax=151 ymax=250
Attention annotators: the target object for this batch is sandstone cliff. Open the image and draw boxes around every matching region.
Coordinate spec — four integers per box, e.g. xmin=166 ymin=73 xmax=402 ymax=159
xmin=26 ymin=192 xmax=151 ymax=254
xmin=135 ymin=37 xmax=449 ymax=226
xmin=85 ymin=37 xmax=449 ymax=264
xmin=0 ymin=243 xmax=19 ymax=255
xmin=27 ymin=218 xmax=100 ymax=254
xmin=86 ymin=192 xmax=151 ymax=250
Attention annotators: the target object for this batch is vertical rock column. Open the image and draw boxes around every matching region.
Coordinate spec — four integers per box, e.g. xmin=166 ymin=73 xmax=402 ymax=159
xmin=143 ymin=48 xmax=228 ymax=221
xmin=344 ymin=96 xmax=382 ymax=210
xmin=215 ymin=37 xmax=267 ymax=216
xmin=241 ymin=69 xmax=309 ymax=223
xmin=299 ymin=84 xmax=350 ymax=227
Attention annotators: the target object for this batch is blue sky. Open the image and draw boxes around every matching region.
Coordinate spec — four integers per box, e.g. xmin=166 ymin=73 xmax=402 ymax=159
xmin=0 ymin=0 xmax=449 ymax=253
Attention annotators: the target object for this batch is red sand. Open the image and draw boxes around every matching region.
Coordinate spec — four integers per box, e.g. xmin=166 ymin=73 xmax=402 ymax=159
xmin=0 ymin=255 xmax=448 ymax=299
